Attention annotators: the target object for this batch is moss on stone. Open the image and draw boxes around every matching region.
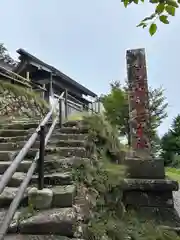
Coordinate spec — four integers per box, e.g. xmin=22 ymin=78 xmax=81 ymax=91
xmin=72 ymin=113 xmax=180 ymax=240
xmin=0 ymin=80 xmax=49 ymax=121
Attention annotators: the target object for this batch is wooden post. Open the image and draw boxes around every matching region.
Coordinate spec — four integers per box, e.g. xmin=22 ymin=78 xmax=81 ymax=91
xmin=26 ymin=71 xmax=30 ymax=81
xmin=126 ymin=48 xmax=151 ymax=159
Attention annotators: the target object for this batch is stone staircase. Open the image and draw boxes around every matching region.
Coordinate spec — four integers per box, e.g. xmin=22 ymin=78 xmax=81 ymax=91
xmin=0 ymin=120 xmax=87 ymax=239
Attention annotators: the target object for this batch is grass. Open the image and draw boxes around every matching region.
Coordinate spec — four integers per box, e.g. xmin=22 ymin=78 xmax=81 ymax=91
xmin=166 ymin=167 xmax=180 ymax=182
xmin=0 ymin=80 xmax=49 ymax=120
xmin=71 ymin=113 xmax=180 ymax=239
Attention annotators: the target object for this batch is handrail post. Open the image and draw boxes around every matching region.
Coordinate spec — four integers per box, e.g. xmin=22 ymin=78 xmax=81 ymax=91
xmin=65 ymin=89 xmax=68 ymax=119
xmin=59 ymin=98 xmax=62 ymax=128
xmin=38 ymin=126 xmax=45 ymax=190
xmin=98 ymin=99 xmax=100 ymax=113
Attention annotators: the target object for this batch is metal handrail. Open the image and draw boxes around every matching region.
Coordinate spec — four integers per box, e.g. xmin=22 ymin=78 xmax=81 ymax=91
xmin=0 ymin=91 xmax=64 ymax=195
xmin=0 ymin=89 xmax=100 ymax=239
xmin=0 ymin=115 xmax=59 ymax=239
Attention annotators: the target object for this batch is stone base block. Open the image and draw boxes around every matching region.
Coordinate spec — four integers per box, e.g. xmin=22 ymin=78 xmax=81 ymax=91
xmin=122 ymin=178 xmax=179 ymax=192
xmin=126 ymin=206 xmax=180 ymax=227
xmin=124 ymin=158 xmax=165 ymax=179
xmin=28 ymin=187 xmax=53 ymax=210
xmin=123 ymin=190 xmax=174 ymax=208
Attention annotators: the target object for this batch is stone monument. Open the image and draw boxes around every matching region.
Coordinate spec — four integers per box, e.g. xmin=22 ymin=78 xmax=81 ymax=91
xmin=126 ymin=48 xmax=151 ymax=159
xmin=123 ymin=48 xmax=179 ymax=227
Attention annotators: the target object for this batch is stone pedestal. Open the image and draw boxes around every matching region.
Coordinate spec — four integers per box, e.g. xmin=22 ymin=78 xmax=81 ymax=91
xmin=125 ymin=158 xmax=165 ymax=179
xmin=28 ymin=187 xmax=53 ymax=210
xmin=122 ymin=158 xmax=180 ymax=226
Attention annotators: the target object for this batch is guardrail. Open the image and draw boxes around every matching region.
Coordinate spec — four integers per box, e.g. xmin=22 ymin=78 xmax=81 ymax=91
xmin=0 ymin=89 xmax=101 ymax=239
xmin=0 ymin=65 xmax=46 ymax=92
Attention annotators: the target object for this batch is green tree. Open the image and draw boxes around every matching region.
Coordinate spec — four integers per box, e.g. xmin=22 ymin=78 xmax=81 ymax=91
xmin=101 ymin=81 xmax=168 ymax=150
xmin=161 ymin=115 xmax=180 ymax=166
xmin=121 ymin=0 xmax=180 ymax=35
xmin=0 ymin=43 xmax=16 ymax=66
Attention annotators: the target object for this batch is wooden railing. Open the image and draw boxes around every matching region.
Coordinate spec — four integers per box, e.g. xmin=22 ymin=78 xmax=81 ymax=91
xmin=0 ymin=65 xmax=46 ymax=92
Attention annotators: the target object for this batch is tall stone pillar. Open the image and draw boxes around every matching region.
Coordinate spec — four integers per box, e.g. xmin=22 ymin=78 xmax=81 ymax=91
xmin=126 ymin=48 xmax=151 ymax=159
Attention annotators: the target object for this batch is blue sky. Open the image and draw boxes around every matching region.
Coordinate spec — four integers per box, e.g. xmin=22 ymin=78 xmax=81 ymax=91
xmin=1 ymin=0 xmax=180 ymax=136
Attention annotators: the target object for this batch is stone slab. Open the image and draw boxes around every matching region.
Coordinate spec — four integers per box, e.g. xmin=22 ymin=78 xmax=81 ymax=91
xmin=0 ymin=129 xmax=29 ymax=137
xmin=52 ymin=185 xmax=76 ymax=207
xmin=0 ymin=141 xmax=40 ymax=151
xmin=0 ymin=136 xmax=27 ymax=143
xmin=27 ymin=147 xmax=87 ymax=159
xmin=125 ymin=158 xmax=165 ymax=179
xmin=123 ymin=190 xmax=174 ymax=207
xmin=43 ymin=157 xmax=90 ymax=174
xmin=4 ymin=235 xmax=84 ymax=240
xmin=12 ymin=208 xmax=76 ymax=236
xmin=0 ymin=187 xmax=27 ymax=207
xmin=126 ymin=206 xmax=180 ymax=227
xmin=59 ymin=127 xmax=88 ymax=134
xmin=54 ymin=140 xmax=85 ymax=148
xmin=0 ymin=160 xmax=31 ymax=174
xmin=0 ymin=151 xmax=17 ymax=161
xmin=51 ymin=133 xmax=86 ymax=141
xmin=122 ymin=178 xmax=179 ymax=192
xmin=31 ymin=172 xmax=72 ymax=186
xmin=0 ymin=122 xmax=38 ymax=130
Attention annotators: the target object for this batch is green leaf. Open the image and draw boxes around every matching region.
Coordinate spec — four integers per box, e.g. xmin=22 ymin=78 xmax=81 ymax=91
xmin=123 ymin=0 xmax=129 ymax=7
xmin=159 ymin=15 xmax=170 ymax=24
xmin=136 ymin=22 xmax=147 ymax=28
xmin=150 ymin=0 xmax=159 ymax=3
xmin=133 ymin=0 xmax=139 ymax=4
xmin=166 ymin=0 xmax=179 ymax=8
xmin=178 ymin=0 xmax=180 ymax=3
xmin=149 ymin=23 xmax=157 ymax=36
xmin=165 ymin=5 xmax=176 ymax=15
xmin=156 ymin=3 xmax=165 ymax=14
xmin=141 ymin=13 xmax=156 ymax=22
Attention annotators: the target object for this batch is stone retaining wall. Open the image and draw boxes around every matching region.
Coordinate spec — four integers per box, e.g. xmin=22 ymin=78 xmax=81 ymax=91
xmin=0 ymin=81 xmax=49 ymax=120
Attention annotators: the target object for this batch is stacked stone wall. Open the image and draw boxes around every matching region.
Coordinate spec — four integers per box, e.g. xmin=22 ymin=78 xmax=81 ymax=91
xmin=0 ymin=81 xmax=49 ymax=120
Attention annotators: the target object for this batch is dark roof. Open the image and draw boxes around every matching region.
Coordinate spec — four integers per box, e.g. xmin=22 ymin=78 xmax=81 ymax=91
xmin=16 ymin=48 xmax=97 ymax=97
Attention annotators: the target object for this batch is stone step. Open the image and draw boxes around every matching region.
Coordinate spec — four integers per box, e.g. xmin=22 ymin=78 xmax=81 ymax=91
xmin=0 ymin=129 xmax=31 ymax=137
xmin=27 ymin=147 xmax=87 ymax=159
xmin=0 ymin=146 xmax=87 ymax=161
xmin=58 ymin=127 xmax=88 ymax=134
xmin=0 ymin=141 xmax=40 ymax=151
xmin=9 ymin=207 xmax=76 ymax=236
xmin=0 ymin=136 xmax=27 ymax=143
xmin=122 ymin=178 xmax=179 ymax=191
xmin=0 ymin=184 xmax=75 ymax=208
xmin=31 ymin=172 xmax=72 ymax=186
xmin=0 ymin=187 xmax=27 ymax=207
xmin=2 ymin=172 xmax=27 ymax=187
xmin=0 ymin=160 xmax=32 ymax=174
xmin=63 ymin=120 xmax=85 ymax=128
xmin=1 ymin=172 xmax=72 ymax=188
xmin=0 ymin=151 xmax=17 ymax=161
xmin=4 ymin=235 xmax=83 ymax=240
xmin=54 ymin=140 xmax=85 ymax=148
xmin=51 ymin=133 xmax=86 ymax=141
xmin=0 ymin=122 xmax=38 ymax=130
xmin=123 ymin=190 xmax=174 ymax=208
xmin=0 ymin=139 xmax=85 ymax=151
xmin=43 ymin=157 xmax=90 ymax=173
